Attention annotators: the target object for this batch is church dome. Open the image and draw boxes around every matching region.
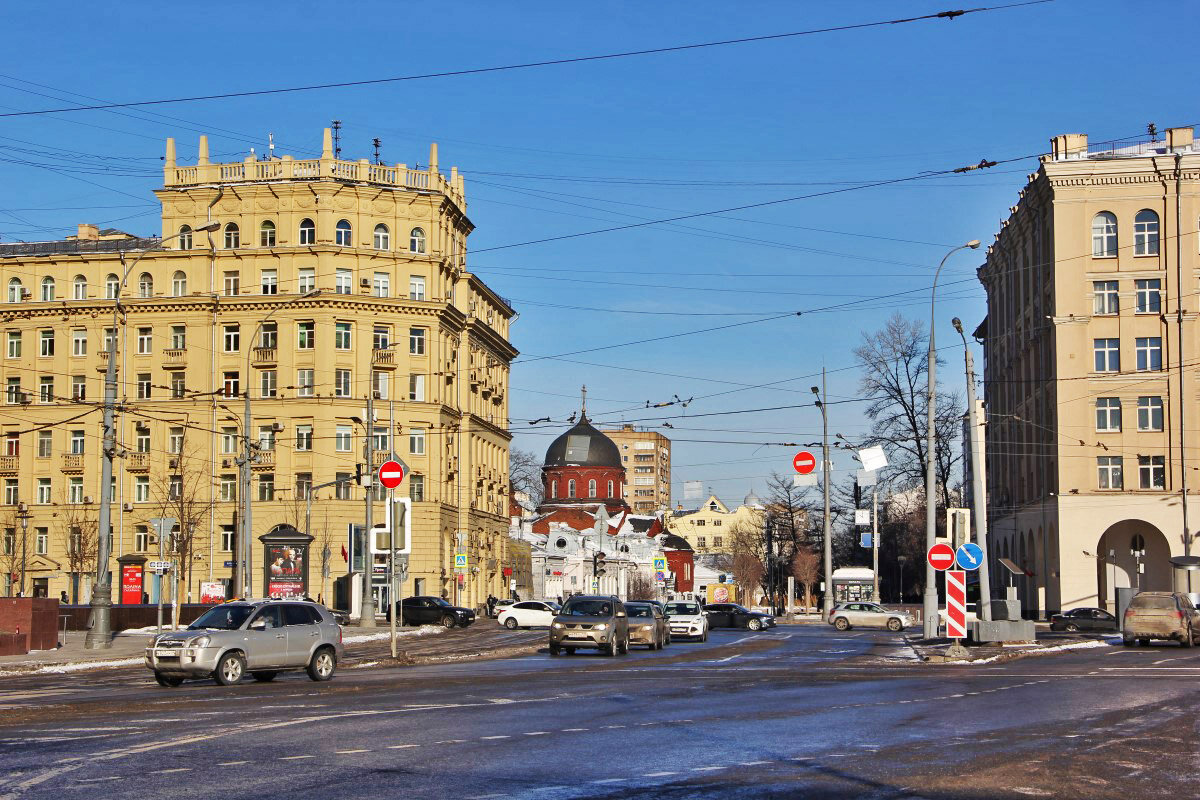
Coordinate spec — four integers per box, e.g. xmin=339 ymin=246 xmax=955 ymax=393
xmin=544 ymin=418 xmax=622 ymax=468
xmin=743 ymin=490 xmax=764 ymax=509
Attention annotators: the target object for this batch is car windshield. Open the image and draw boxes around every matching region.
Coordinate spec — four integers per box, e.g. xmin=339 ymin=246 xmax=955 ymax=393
xmin=626 ymin=605 xmax=653 ymax=618
xmin=430 ymin=598 xmax=452 ymax=608
xmin=1130 ymin=595 xmax=1176 ymax=610
xmin=545 ymin=602 xmax=561 ymax=611
xmin=188 ymin=605 xmax=255 ymax=630
xmin=562 ymin=599 xmax=613 ymax=616
xmin=666 ymin=602 xmax=700 ymax=615
xmin=731 ymin=605 xmax=749 ymax=613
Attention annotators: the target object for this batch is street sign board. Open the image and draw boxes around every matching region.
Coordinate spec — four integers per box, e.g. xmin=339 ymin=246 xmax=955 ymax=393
xmin=858 ymin=446 xmax=888 ymax=473
xmin=792 ymin=451 xmax=817 ymax=475
xmin=956 ymin=542 xmax=984 ymax=571
xmin=859 ymin=532 xmax=872 ymax=548
xmin=148 ymin=560 xmax=173 ymax=573
xmin=854 ymin=509 xmax=870 ymax=526
xmin=793 ymin=474 xmax=818 ymax=488
xmin=946 ymin=569 xmax=968 ymax=639
xmin=378 ymin=459 xmax=407 ymax=489
xmin=856 ymin=469 xmax=877 ymax=487
xmin=454 ymin=553 xmax=469 ymax=570
xmin=927 ymin=543 xmax=955 ymax=571
xmin=652 ymin=557 xmax=667 ymax=572
xmin=654 ymin=571 xmax=667 ymax=582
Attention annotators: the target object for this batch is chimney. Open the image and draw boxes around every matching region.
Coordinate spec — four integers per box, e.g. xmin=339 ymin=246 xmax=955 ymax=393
xmin=76 ymin=224 xmax=99 ymax=241
xmin=197 ymin=135 xmax=209 ymax=166
xmin=1166 ymin=126 xmax=1195 ymax=151
xmin=1050 ymin=133 xmax=1088 ymax=160
xmin=321 ymin=127 xmax=333 ymax=159
xmin=164 ymin=137 xmax=176 ymax=169
xmin=429 ymin=142 xmax=438 ymax=172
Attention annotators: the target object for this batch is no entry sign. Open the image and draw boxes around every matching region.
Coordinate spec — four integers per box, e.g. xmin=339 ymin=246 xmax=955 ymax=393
xmin=927 ymin=542 xmax=955 ymax=571
xmin=378 ymin=459 xmax=407 ymax=489
xmin=792 ymin=451 xmax=817 ymax=475
xmin=946 ymin=569 xmax=968 ymax=639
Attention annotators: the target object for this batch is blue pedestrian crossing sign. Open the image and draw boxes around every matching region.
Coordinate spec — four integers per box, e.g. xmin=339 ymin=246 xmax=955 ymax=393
xmin=956 ymin=542 xmax=983 ymax=571
xmin=859 ymin=532 xmax=873 ymax=548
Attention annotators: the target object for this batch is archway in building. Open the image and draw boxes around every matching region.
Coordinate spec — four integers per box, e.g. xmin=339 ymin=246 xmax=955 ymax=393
xmin=1095 ymin=520 xmax=1172 ymax=612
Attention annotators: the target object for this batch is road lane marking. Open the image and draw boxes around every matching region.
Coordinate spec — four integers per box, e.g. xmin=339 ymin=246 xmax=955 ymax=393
xmin=217 ymin=761 xmax=249 ymax=766
xmin=74 ymin=777 xmax=122 ymax=783
xmin=602 ymin=724 xmax=626 ymax=729
xmin=481 ymin=735 xmax=510 ymax=740
xmin=335 ymin=749 xmax=370 ymax=754
xmin=387 ymin=744 xmax=420 ymax=749
xmin=561 ymin=728 xmax=587 ymax=732
xmin=279 ymin=755 xmax=314 ymax=760
xmin=644 ymin=771 xmax=678 ymax=777
xmin=591 ymin=778 xmax=626 ymax=784
xmin=692 ymin=766 xmax=723 ymax=771
xmin=740 ymin=760 xmax=771 ymax=766
xmin=151 ymin=768 xmax=191 ymax=774
xmin=523 ymin=731 xmax=548 ymax=736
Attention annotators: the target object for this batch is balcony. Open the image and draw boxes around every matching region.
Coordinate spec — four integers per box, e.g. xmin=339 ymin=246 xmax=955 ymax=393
xmin=127 ymin=452 xmax=150 ymax=471
xmin=371 ymin=349 xmax=396 ymax=370
xmin=162 ymin=348 xmax=187 ymax=369
xmin=96 ymin=350 xmax=117 ymax=372
xmin=252 ymin=347 xmax=277 ymax=366
xmin=0 ymin=455 xmax=16 ymax=473
xmin=252 ymin=449 xmax=275 ymax=470
xmin=61 ymin=453 xmax=84 ymax=472
xmin=371 ymin=451 xmax=392 ymax=466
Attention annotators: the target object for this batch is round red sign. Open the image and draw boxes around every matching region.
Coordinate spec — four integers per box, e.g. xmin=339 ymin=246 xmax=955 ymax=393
xmin=793 ymin=451 xmax=817 ymax=475
xmin=927 ymin=542 xmax=956 ymax=571
xmin=378 ymin=460 xmax=406 ymax=489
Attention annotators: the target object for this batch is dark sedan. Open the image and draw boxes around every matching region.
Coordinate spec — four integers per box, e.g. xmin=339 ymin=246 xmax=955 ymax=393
xmin=1049 ymin=607 xmax=1117 ymax=633
xmin=388 ymin=596 xmax=476 ymax=628
xmin=705 ymin=603 xmax=776 ymax=631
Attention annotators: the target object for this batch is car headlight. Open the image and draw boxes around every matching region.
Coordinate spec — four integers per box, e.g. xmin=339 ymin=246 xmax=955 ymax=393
xmin=640 ymin=624 xmax=653 ymax=631
xmin=594 ymin=623 xmax=607 ymax=631
xmin=191 ymin=636 xmax=210 ymax=648
xmin=552 ymin=622 xmax=564 ymax=629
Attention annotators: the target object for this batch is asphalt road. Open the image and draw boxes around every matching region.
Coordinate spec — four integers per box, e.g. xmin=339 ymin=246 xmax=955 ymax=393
xmin=2 ymin=625 xmax=1198 ymax=799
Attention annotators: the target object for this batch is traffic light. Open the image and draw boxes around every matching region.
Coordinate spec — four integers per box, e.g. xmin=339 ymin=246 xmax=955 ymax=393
xmin=594 ymin=551 xmax=607 ymax=577
xmin=854 ymin=482 xmax=862 ymax=507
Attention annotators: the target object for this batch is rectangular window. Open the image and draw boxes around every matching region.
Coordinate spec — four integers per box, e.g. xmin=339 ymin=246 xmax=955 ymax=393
xmin=72 ymin=375 xmax=85 ymax=401
xmin=137 ymin=327 xmax=153 ymax=354
xmin=1139 ymin=455 xmax=1166 ymax=489
xmin=71 ymin=330 xmax=86 ymax=357
xmin=335 ymin=269 xmax=352 ymax=295
xmin=135 ymin=426 xmax=150 ymax=453
xmin=260 ymin=369 xmax=277 ymax=398
xmin=296 ymin=424 xmax=313 ymax=451
xmin=1135 ymin=337 xmax=1162 ymax=371
xmin=297 ymin=321 xmax=314 ymax=349
xmin=1096 ymin=398 xmax=1121 ymax=431
xmin=371 ymin=427 xmax=390 ymax=455
xmin=1138 ymin=396 xmax=1164 ymax=431
xmin=37 ymin=431 xmax=51 ymax=458
xmin=136 ymin=373 xmax=151 ymax=400
xmin=408 ymin=374 xmax=425 ymax=402
xmin=6 ymin=331 xmax=20 ymax=358
xmin=335 ymin=322 xmax=352 ymax=350
xmin=5 ymin=480 xmax=19 ymax=505
xmin=220 ymin=474 xmax=237 ymax=502
xmin=299 ymin=267 xmax=315 ymax=294
xmin=372 ymin=325 xmax=390 ymax=351
xmin=68 ymin=477 xmax=83 ymax=504
xmin=335 ymin=425 xmax=352 ymax=452
xmin=223 ymin=324 xmax=240 ymax=352
xmin=168 ymin=427 xmax=184 ymax=454
xmin=135 ymin=526 xmax=150 ymax=552
xmin=258 ymin=425 xmax=276 ymax=452
xmin=296 ymin=473 xmax=312 ymax=500
xmin=335 ymin=473 xmax=351 ymax=500
xmin=70 ymin=430 xmax=84 ymax=454
xmin=410 ymin=474 xmax=424 ymax=502
xmin=297 ymin=369 xmax=314 ymax=397
xmin=1135 ymin=279 xmax=1161 ymax=314
xmin=223 ymin=271 xmax=240 ymax=296
xmin=221 ymin=525 xmax=235 ymax=552
xmin=334 ymin=369 xmax=351 ymax=397
xmin=39 ymin=330 xmax=54 ymax=357
xmin=1097 ymin=456 xmax=1123 ymax=490
xmin=38 ymin=376 xmax=53 ymax=403
xmin=134 ymin=476 xmax=150 ymax=503
xmin=409 ymin=327 xmax=426 ymax=355
xmin=3 ymin=434 xmax=15 ymax=458
xmin=372 ymin=371 xmax=388 ymax=400
xmin=409 ymin=275 xmax=426 ymax=301
xmin=223 ymin=371 xmax=240 ymax=398
xmin=36 ymin=478 xmax=51 ymax=504
xmin=170 ymin=325 xmax=186 ymax=350
xmin=261 ymin=269 xmax=278 ymax=295
xmin=260 ymin=321 xmax=277 ymax=350
xmin=1093 ymin=338 xmax=1120 ymax=372
xmin=409 ymin=428 xmax=426 ymax=455
xmin=1092 ymin=281 xmax=1118 ymax=315
xmin=6 ymin=378 xmax=19 ymax=404
xmin=373 ymin=272 xmax=390 ymax=297
xmin=35 ymin=527 xmax=47 ymax=555
xmin=171 ymin=373 xmax=186 ymax=399
xmin=221 ymin=427 xmax=238 ymax=454
xmin=258 ymin=473 xmax=275 ymax=501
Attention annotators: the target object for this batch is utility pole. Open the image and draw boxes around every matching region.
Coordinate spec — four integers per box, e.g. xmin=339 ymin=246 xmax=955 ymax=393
xmin=953 ymin=317 xmax=993 ymax=621
xmin=359 ymin=389 xmax=377 ymax=627
xmin=813 ymin=369 xmax=833 ymax=619
xmin=16 ymin=502 xmax=28 ymax=597
xmin=871 ymin=485 xmax=880 ymax=602
xmin=764 ymin=513 xmax=774 ymax=613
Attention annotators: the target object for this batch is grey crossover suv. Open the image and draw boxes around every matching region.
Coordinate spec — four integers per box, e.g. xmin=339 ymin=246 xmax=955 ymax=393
xmin=549 ymin=595 xmax=629 ymax=656
xmin=145 ymin=600 xmax=344 ymax=686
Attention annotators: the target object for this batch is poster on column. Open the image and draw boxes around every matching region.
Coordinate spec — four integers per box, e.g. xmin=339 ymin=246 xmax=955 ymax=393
xmin=266 ymin=543 xmax=307 ymax=598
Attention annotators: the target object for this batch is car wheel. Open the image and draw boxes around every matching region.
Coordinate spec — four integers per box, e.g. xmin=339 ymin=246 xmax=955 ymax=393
xmin=620 ymin=636 xmax=630 ymax=655
xmin=251 ymin=671 xmax=278 ymax=682
xmin=154 ymin=672 xmax=183 ymax=687
xmin=1122 ymin=636 xmax=1134 ymax=647
xmin=833 ymin=617 xmax=850 ymax=631
xmin=1140 ymin=638 xmax=1151 ymax=647
xmin=307 ymin=647 xmax=336 ymax=682
xmin=214 ymin=651 xmax=245 ymax=686
xmin=504 ymin=617 xmax=519 ymax=630
xmin=441 ymin=615 xmax=457 ymax=629
xmin=1065 ymin=623 xmax=1079 ymax=633
xmin=747 ymin=618 xmax=762 ymax=632
xmin=565 ymin=647 xmax=576 ymax=655
xmin=887 ymin=618 xmax=904 ymax=632
xmin=1184 ymin=627 xmax=1195 ymax=648
xmin=702 ymin=630 xmax=708 ymax=642
xmin=603 ymin=639 xmax=616 ymax=657
xmin=549 ymin=644 xmax=561 ymax=656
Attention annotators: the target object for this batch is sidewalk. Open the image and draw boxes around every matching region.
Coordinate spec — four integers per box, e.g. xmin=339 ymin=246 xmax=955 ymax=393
xmin=0 ymin=628 xmax=154 ymax=674
xmin=908 ymin=629 xmax=1118 ymax=664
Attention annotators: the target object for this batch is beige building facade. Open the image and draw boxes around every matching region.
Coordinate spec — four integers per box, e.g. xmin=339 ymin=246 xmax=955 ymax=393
xmin=979 ymin=125 xmax=1200 ymax=617
xmin=0 ymin=129 xmax=517 ymax=615
xmin=667 ymin=494 xmax=762 ymax=555
xmin=601 ymin=425 xmax=671 ymax=513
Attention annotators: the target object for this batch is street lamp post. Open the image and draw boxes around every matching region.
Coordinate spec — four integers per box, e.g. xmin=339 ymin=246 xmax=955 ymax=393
xmin=952 ymin=317 xmax=993 ymax=622
xmin=812 ymin=369 xmax=833 ymax=619
xmin=921 ymin=240 xmax=981 ymax=641
xmin=897 ymin=555 xmax=908 ymax=603
xmin=85 ymin=222 xmax=221 ymax=649
xmin=16 ymin=502 xmax=29 ymax=597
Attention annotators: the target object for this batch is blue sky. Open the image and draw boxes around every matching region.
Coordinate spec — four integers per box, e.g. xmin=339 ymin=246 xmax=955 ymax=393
xmin=0 ymin=1 xmax=1192 ymax=507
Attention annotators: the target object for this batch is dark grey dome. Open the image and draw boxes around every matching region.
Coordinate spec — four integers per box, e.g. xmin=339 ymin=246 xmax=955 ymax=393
xmin=544 ymin=419 xmax=621 ymax=468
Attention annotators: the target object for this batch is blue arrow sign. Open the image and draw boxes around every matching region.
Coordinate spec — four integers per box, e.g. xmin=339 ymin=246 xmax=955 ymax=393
xmin=956 ymin=542 xmax=983 ymax=571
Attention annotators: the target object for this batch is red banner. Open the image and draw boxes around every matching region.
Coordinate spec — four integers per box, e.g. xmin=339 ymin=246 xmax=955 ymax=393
xmin=121 ymin=564 xmax=144 ymax=605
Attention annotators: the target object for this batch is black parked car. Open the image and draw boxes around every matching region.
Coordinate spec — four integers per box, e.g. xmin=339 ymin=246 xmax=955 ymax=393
xmin=705 ymin=603 xmax=776 ymax=631
xmin=1049 ymin=607 xmax=1118 ymax=633
xmin=388 ymin=596 xmax=476 ymax=628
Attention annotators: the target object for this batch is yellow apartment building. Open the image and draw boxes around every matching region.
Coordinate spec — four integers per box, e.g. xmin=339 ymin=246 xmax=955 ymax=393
xmin=978 ymin=125 xmax=1200 ymax=617
xmin=600 ymin=424 xmax=671 ymax=513
xmin=0 ymin=129 xmax=517 ymax=615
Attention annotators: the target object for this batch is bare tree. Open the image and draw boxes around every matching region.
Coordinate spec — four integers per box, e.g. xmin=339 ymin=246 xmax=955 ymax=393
xmin=728 ymin=516 xmax=767 ymax=603
xmin=0 ymin=508 xmax=31 ymax=596
xmin=56 ymin=497 xmax=99 ymax=603
xmin=148 ymin=430 xmax=214 ymax=627
xmin=791 ymin=546 xmax=820 ymax=611
xmin=626 ymin=571 xmax=656 ymax=601
xmin=509 ymin=448 xmax=544 ymax=508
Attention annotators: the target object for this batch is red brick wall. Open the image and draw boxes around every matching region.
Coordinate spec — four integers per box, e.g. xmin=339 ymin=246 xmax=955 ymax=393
xmin=0 ymin=597 xmax=59 ymax=651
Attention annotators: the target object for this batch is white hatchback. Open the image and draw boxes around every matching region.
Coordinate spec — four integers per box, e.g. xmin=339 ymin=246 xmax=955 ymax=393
xmin=497 ymin=600 xmax=561 ymax=629
xmin=665 ymin=600 xmax=709 ymax=642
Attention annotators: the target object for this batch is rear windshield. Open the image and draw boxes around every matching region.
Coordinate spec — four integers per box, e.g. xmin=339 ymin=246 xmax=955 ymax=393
xmin=666 ymin=602 xmax=700 ymax=615
xmin=1130 ymin=595 xmax=1176 ymax=610
xmin=562 ymin=599 xmax=614 ymax=617
xmin=189 ymin=605 xmax=255 ymax=630
xmin=626 ymin=606 xmax=653 ymax=618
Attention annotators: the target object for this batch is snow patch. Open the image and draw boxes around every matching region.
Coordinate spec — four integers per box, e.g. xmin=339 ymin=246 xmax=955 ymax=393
xmin=341 ymin=625 xmax=444 ymax=645
xmin=0 ymin=657 xmax=144 ymax=676
xmin=946 ymin=638 xmax=1111 ymax=665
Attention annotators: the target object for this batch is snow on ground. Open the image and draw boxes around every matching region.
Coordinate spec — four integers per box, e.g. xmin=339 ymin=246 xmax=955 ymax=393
xmin=341 ymin=625 xmax=444 ymax=645
xmin=947 ymin=638 xmax=1113 ymax=665
xmin=0 ymin=658 xmax=144 ymax=677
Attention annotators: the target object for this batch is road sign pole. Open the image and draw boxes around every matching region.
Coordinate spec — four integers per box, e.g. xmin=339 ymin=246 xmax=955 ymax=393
xmin=389 ymin=486 xmax=397 ymax=659
xmin=871 ymin=486 xmax=880 ymax=602
xmin=359 ymin=390 xmax=377 ymax=628
xmin=946 ymin=569 xmax=968 ymax=639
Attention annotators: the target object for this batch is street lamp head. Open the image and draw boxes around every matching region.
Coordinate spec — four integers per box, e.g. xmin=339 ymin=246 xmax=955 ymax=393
xmin=349 ymin=416 xmax=364 ymax=426
xmin=194 ymin=221 xmax=222 ymax=233
xmin=966 ymin=239 xmax=981 ymax=249
xmin=810 ymin=386 xmax=820 ymax=396
xmin=951 ymin=317 xmax=964 ymax=334
xmin=301 ymin=289 xmax=321 ymax=299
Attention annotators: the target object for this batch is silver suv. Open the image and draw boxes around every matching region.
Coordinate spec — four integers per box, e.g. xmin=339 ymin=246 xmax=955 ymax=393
xmin=145 ymin=600 xmax=344 ymax=686
xmin=549 ymin=595 xmax=629 ymax=656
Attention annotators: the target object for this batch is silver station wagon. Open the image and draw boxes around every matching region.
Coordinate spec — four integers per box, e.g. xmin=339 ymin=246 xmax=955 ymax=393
xmin=145 ymin=600 xmax=344 ymax=686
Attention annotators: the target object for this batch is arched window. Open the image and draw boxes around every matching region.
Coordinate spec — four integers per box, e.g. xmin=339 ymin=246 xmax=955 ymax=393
xmin=373 ymin=223 xmax=390 ymax=250
xmin=105 ymin=273 xmax=120 ymax=299
xmin=223 ymin=223 xmax=240 ymax=249
xmin=551 ymin=480 xmax=558 ymax=499
xmin=1091 ymin=212 xmax=1117 ymax=257
xmin=72 ymin=275 xmax=87 ymax=300
xmin=568 ymin=479 xmax=576 ymax=498
xmin=178 ymin=225 xmax=192 ymax=250
xmin=138 ymin=272 xmax=153 ymax=298
xmin=259 ymin=220 xmax=276 ymax=247
xmin=171 ymin=270 xmax=187 ymax=297
xmin=1134 ymin=209 xmax=1159 ymax=256
xmin=40 ymin=277 xmax=55 ymax=302
xmin=607 ymin=480 xmax=614 ymax=498
xmin=409 ymin=227 xmax=426 ymax=254
xmin=299 ymin=218 xmax=315 ymax=245
xmin=335 ymin=219 xmax=352 ymax=246
xmin=588 ymin=479 xmax=597 ymax=498
xmin=7 ymin=278 xmax=22 ymax=303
